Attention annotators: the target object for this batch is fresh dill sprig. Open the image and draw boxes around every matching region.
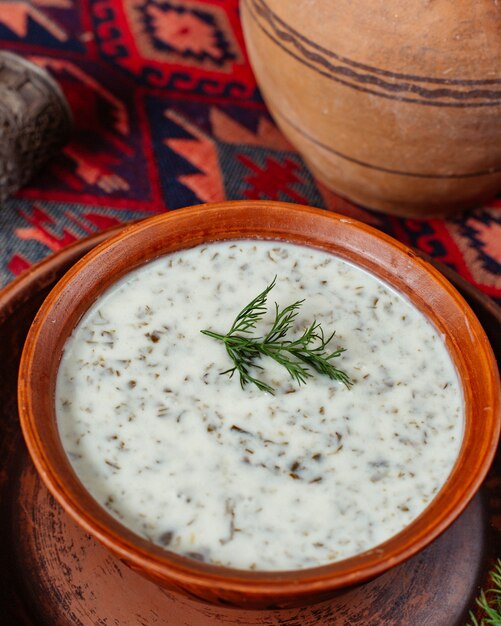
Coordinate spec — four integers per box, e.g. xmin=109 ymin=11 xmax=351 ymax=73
xmin=469 ymin=560 xmax=501 ymax=626
xmin=201 ymin=277 xmax=352 ymax=394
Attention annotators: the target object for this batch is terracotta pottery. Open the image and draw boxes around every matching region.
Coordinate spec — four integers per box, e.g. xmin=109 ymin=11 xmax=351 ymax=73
xmin=18 ymin=201 xmax=501 ymax=612
xmin=240 ymin=1 xmax=501 ymax=217
xmin=2 ymin=229 xmax=500 ymax=624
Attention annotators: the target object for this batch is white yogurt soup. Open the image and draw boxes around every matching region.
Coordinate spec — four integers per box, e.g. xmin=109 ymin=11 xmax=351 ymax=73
xmin=56 ymin=240 xmax=464 ymax=571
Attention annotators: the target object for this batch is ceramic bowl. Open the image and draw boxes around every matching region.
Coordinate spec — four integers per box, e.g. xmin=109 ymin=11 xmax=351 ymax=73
xmin=240 ymin=1 xmax=501 ymax=218
xmin=18 ymin=201 xmax=500 ymax=610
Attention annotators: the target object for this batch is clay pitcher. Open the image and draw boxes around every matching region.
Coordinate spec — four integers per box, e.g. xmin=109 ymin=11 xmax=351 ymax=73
xmin=240 ymin=0 xmax=501 ymax=218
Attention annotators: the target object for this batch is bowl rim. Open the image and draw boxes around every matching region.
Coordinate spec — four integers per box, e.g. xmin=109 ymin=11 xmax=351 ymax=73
xmin=18 ymin=200 xmax=501 ymax=604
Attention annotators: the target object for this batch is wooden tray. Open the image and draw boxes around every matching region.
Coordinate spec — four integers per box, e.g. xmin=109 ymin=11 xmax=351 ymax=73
xmin=0 ymin=227 xmax=499 ymax=625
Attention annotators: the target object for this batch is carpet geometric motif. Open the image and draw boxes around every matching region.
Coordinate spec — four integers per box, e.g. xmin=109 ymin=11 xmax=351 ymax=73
xmin=129 ymin=0 xmax=243 ymax=70
xmin=0 ymin=0 xmax=85 ymax=51
xmin=0 ymin=0 xmax=499 ymax=305
xmin=91 ymin=0 xmax=255 ymax=96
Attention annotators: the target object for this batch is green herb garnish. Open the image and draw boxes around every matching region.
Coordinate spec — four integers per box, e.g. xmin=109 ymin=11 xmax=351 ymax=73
xmin=469 ymin=559 xmax=501 ymax=626
xmin=201 ymin=277 xmax=352 ymax=394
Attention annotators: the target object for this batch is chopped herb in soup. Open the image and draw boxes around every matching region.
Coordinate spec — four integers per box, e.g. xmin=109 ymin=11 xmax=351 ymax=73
xmin=56 ymin=240 xmax=463 ymax=571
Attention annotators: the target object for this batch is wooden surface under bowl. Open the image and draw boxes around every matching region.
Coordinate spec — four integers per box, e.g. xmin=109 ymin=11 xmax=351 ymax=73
xmin=15 ymin=201 xmax=501 ymax=612
xmin=1 ymin=222 xmax=500 ymax=624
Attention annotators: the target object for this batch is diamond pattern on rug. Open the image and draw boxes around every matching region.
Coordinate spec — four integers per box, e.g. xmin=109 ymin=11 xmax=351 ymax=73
xmin=133 ymin=0 xmax=242 ymax=69
xmin=91 ymin=0 xmax=256 ymax=96
xmin=0 ymin=0 xmax=499 ymax=304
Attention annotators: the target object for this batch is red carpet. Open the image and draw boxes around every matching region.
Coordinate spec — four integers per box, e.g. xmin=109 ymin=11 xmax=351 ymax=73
xmin=0 ymin=0 xmax=499 ymax=303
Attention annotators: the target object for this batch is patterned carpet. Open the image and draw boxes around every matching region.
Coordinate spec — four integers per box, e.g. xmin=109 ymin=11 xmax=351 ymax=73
xmin=0 ymin=0 xmax=500 ymax=303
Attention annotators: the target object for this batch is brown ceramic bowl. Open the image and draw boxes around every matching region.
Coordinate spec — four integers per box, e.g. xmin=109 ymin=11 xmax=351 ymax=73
xmin=18 ymin=201 xmax=501 ymax=610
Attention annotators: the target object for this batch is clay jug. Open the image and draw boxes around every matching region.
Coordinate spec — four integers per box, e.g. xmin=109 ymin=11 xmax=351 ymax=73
xmin=241 ymin=0 xmax=501 ymax=218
